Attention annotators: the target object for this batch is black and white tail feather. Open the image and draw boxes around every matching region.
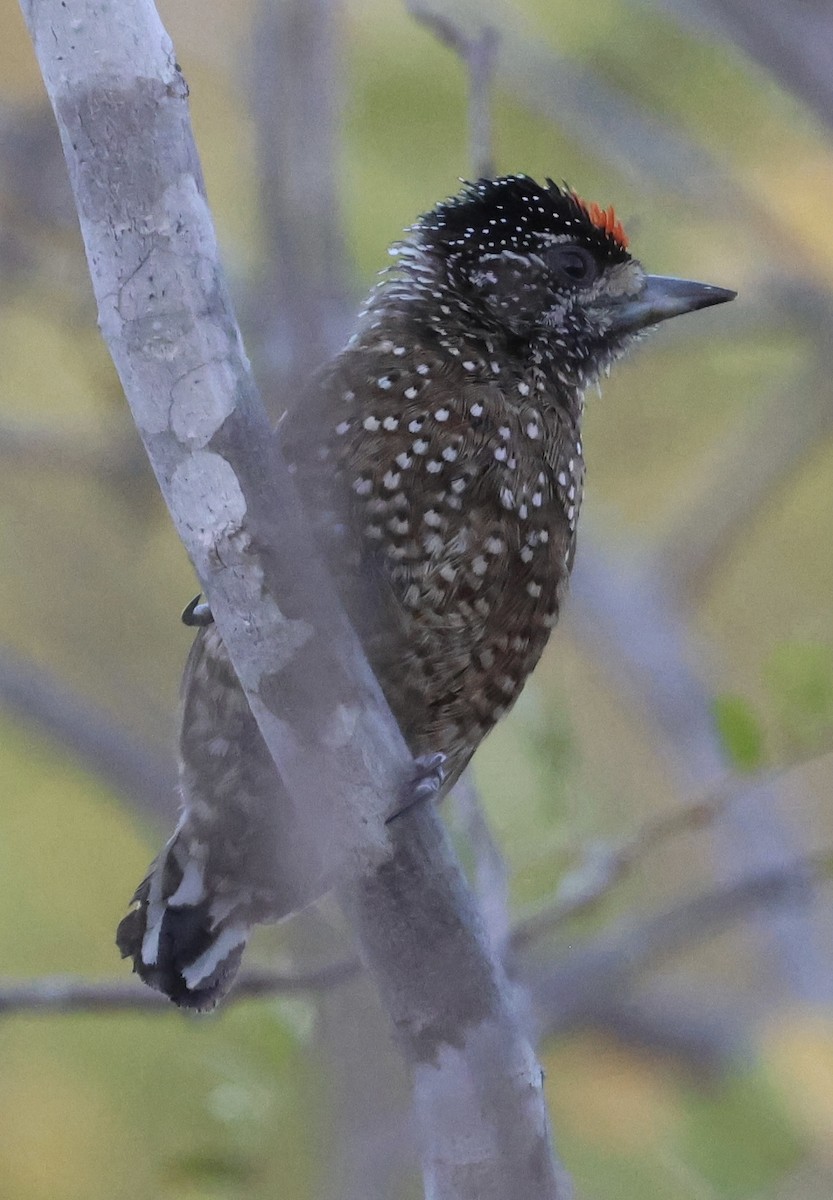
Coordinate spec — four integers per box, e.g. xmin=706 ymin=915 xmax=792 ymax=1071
xmin=117 ymin=624 xmax=327 ymax=1011
xmin=116 ymin=816 xmax=251 ymax=1010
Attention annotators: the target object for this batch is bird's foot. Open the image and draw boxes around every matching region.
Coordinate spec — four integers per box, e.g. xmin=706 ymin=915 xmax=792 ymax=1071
xmin=387 ymin=751 xmax=447 ymax=823
xmin=181 ymin=594 xmax=214 ymax=627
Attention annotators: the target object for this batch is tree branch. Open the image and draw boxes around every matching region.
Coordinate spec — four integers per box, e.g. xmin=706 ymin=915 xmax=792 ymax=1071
xmin=532 ymin=846 xmax=833 ymax=1038
xmin=654 ymin=0 xmax=833 ymax=136
xmin=511 ymin=772 xmax=736 ymax=951
xmin=0 ymin=959 xmax=359 ymax=1016
xmin=450 ymin=773 xmax=512 ymax=955
xmin=648 ymin=284 xmax=833 ymax=598
xmin=569 ymin=538 xmax=833 ymax=1005
xmin=406 ymin=4 xmax=499 ymax=180
xmin=510 ymin=753 xmax=826 ymax=951
xmin=0 ymin=646 xmax=175 ymax=823
xmin=19 ymin=3 xmax=564 ymax=1196
xmin=249 ymin=0 xmax=353 ymax=403
xmin=0 ymin=418 xmax=145 ymax=478
xmin=6 ymin=842 xmax=829 ymax=1076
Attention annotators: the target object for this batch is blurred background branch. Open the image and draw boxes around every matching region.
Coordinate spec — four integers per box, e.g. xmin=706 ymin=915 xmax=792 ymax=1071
xmin=406 ymin=4 xmax=499 ymax=181
xmin=248 ymin=0 xmax=353 ymax=406
xmin=653 ymin=0 xmax=833 ymax=135
xmin=0 ymin=647 xmax=175 ymax=821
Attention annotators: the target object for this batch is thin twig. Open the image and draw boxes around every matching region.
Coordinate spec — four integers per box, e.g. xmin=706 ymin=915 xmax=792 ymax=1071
xmin=0 ymin=419 xmax=145 ymax=477
xmin=4 ymin=843 xmax=830 ymax=1020
xmin=0 ymin=959 xmax=359 ymax=1016
xmin=249 ymin=0 xmax=352 ymax=405
xmin=656 ymin=0 xmax=833 ymax=136
xmin=510 ymin=756 xmax=822 ymax=951
xmin=533 ymin=846 xmax=833 ymax=1037
xmin=406 ymin=4 xmax=499 ymax=179
xmin=644 ymin=278 xmax=833 ymax=597
xmin=578 ymin=987 xmax=746 ymax=1072
xmin=450 ymin=772 xmax=511 ymax=954
xmin=648 ymin=334 xmax=833 ymax=600
xmin=570 ymin=538 xmax=833 ymax=1004
xmin=0 ymin=647 xmax=176 ymax=822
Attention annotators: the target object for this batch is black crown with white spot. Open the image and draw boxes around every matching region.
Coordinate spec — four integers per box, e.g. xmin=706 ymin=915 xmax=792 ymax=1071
xmin=414 ymin=175 xmax=632 ymax=267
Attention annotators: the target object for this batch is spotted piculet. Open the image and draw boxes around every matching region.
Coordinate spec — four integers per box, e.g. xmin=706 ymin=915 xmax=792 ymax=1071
xmin=117 ymin=175 xmax=735 ymax=1008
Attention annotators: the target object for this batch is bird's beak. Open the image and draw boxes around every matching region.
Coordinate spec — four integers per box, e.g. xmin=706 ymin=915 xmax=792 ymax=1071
xmin=610 ymin=275 xmax=736 ymax=335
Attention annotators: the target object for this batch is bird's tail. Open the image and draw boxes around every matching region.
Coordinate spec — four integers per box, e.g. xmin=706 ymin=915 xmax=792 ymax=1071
xmin=116 ymin=817 xmax=254 ymax=1011
xmin=117 ymin=625 xmax=331 ymax=1009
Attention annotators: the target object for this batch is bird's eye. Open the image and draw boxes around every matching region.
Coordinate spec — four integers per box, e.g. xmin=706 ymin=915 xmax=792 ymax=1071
xmin=548 ymin=245 xmax=599 ymax=286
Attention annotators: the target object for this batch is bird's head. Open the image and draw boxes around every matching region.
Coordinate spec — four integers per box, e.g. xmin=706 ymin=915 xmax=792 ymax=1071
xmin=409 ymin=175 xmax=735 ymax=382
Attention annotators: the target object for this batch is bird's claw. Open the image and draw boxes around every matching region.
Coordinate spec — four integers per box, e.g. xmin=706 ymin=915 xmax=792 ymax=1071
xmin=386 ymin=751 xmax=447 ymax=823
xmin=181 ymin=594 xmax=214 ymax=627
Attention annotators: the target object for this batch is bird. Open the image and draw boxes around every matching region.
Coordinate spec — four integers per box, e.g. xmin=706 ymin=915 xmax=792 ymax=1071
xmin=117 ymin=175 xmax=735 ymax=1009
